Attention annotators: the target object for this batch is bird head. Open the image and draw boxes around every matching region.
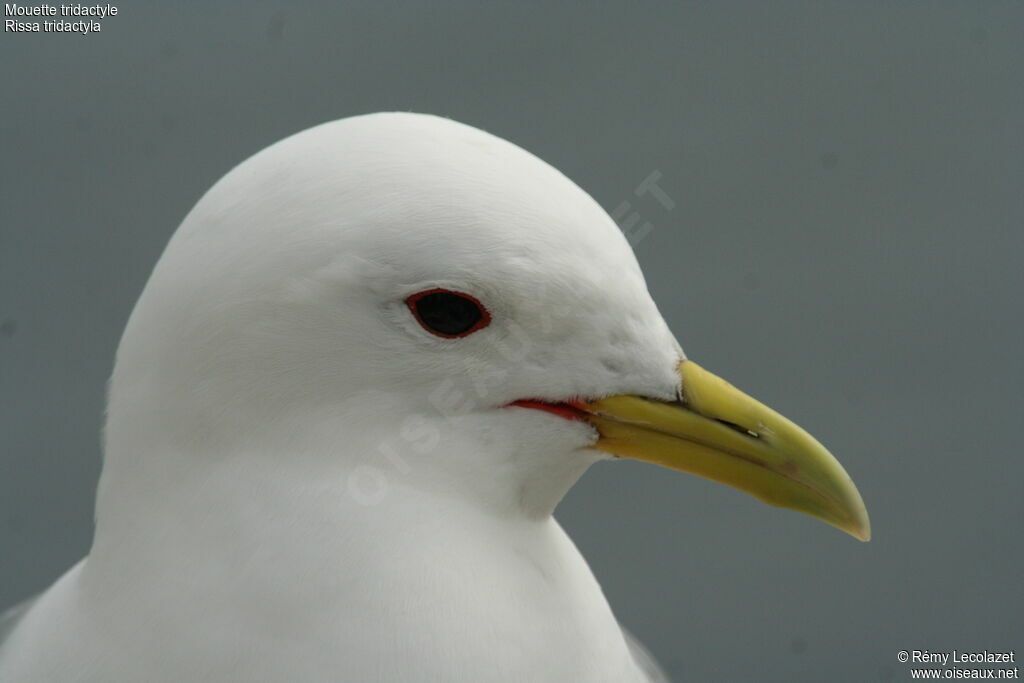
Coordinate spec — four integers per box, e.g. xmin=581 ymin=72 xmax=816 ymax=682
xmin=102 ymin=112 xmax=868 ymax=541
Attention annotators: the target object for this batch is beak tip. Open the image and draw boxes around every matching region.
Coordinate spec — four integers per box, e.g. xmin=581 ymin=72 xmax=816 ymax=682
xmin=841 ymin=505 xmax=871 ymax=542
xmin=855 ymin=517 xmax=872 ymax=543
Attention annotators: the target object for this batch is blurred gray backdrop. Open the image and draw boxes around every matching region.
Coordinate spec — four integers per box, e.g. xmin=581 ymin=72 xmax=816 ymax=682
xmin=2 ymin=2 xmax=1022 ymax=681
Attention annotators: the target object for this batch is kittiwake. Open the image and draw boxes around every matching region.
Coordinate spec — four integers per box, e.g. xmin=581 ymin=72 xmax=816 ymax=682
xmin=0 ymin=112 xmax=869 ymax=682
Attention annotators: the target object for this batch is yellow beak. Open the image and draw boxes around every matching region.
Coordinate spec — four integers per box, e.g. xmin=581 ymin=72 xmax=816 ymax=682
xmin=579 ymin=360 xmax=870 ymax=541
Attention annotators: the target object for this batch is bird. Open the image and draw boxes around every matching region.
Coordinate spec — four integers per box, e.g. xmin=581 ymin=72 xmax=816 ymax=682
xmin=0 ymin=112 xmax=869 ymax=682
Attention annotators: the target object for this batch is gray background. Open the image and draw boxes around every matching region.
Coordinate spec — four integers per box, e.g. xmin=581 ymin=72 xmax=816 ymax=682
xmin=2 ymin=2 xmax=1021 ymax=681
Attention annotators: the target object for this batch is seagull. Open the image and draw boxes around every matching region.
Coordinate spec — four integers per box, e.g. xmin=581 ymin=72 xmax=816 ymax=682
xmin=0 ymin=112 xmax=869 ymax=682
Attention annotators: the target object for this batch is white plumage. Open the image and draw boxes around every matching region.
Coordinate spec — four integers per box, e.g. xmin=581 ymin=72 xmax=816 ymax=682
xmin=0 ymin=113 xmax=681 ymax=682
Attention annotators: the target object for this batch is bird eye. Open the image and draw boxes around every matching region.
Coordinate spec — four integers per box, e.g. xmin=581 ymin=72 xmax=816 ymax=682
xmin=406 ymin=288 xmax=491 ymax=338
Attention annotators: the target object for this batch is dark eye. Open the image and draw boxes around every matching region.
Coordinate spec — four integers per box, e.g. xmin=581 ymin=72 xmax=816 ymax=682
xmin=406 ymin=288 xmax=491 ymax=338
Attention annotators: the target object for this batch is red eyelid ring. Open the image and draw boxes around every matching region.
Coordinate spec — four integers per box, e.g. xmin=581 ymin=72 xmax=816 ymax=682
xmin=405 ymin=288 xmax=492 ymax=338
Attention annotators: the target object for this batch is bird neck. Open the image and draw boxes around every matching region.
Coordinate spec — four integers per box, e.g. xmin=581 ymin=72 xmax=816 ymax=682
xmin=89 ymin=411 xmax=601 ymax=585
xmin=82 ymin=402 xmax=640 ymax=681
xmin=81 ymin=448 xmax=642 ymax=683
